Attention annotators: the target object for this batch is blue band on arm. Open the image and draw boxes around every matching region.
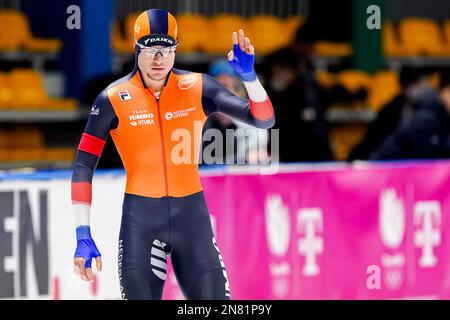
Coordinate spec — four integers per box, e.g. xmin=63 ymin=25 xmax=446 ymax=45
xmin=76 ymin=225 xmax=92 ymax=240
xmin=240 ymin=70 xmax=257 ymax=82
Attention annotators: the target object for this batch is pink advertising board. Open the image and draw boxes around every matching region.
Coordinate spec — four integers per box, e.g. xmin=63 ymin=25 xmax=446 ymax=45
xmin=163 ymin=161 xmax=450 ymax=299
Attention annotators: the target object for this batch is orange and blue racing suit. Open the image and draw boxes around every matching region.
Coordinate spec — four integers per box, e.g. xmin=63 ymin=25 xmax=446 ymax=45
xmin=72 ymin=57 xmax=274 ymax=299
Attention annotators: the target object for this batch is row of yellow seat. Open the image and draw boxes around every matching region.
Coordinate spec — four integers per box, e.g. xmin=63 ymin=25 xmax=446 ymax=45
xmin=384 ymin=18 xmax=450 ymax=57
xmin=0 ymin=127 xmax=75 ymax=162
xmin=2 ymin=10 xmax=450 ymax=58
xmin=0 ymin=126 xmax=45 ymax=148
xmin=0 ymin=10 xmax=62 ymax=52
xmin=317 ymin=67 xmax=441 ymax=111
xmin=0 ymin=69 xmax=76 ymax=110
xmin=0 ymin=148 xmax=75 ymax=162
xmin=317 ymin=69 xmax=403 ymax=111
xmin=113 ymin=13 xmax=304 ymax=55
xmin=112 ymin=14 xmax=450 ymax=58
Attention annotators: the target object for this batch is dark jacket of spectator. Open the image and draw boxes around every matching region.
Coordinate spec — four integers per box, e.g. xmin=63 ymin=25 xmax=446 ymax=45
xmin=369 ymin=90 xmax=450 ymax=160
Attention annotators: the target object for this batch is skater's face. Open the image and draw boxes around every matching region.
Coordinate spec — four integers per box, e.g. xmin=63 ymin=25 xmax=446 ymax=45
xmin=137 ymin=45 xmax=176 ymax=81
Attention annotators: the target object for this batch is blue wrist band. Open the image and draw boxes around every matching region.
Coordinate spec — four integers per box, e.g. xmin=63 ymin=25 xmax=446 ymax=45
xmin=76 ymin=225 xmax=92 ymax=240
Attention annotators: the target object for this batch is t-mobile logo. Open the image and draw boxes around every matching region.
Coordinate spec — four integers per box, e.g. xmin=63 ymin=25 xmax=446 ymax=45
xmin=297 ymin=208 xmax=323 ymax=276
xmin=414 ymin=201 xmax=441 ymax=268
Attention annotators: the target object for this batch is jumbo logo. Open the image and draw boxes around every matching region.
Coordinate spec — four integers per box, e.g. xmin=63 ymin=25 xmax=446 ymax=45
xmin=178 ymin=77 xmax=196 ymax=90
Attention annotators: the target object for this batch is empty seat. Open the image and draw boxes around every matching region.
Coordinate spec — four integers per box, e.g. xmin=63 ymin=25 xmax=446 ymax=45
xmin=443 ymin=20 xmax=450 ymax=52
xmin=111 ymin=20 xmax=133 ymax=54
xmin=176 ymin=13 xmax=209 ymax=53
xmin=203 ymin=14 xmax=245 ymax=54
xmin=0 ymin=10 xmax=62 ymax=52
xmin=0 ymin=72 xmax=14 ymax=108
xmin=383 ymin=21 xmax=415 ymax=57
xmin=314 ymin=41 xmax=353 ymax=57
xmin=8 ymin=125 xmax=45 ymax=148
xmin=315 ymin=70 xmax=336 ymax=87
xmin=7 ymin=68 xmax=76 ymax=110
xmin=368 ymin=70 xmax=400 ymax=110
xmin=399 ymin=18 xmax=450 ymax=56
xmin=246 ymin=15 xmax=287 ymax=54
xmin=284 ymin=15 xmax=304 ymax=43
xmin=337 ymin=70 xmax=371 ymax=93
xmin=9 ymin=68 xmax=48 ymax=109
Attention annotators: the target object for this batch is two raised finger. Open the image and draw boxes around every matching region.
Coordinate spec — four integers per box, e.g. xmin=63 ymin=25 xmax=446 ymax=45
xmin=232 ymin=29 xmax=253 ymax=54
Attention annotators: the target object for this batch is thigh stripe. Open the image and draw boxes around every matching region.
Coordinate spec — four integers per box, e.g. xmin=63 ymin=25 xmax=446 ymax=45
xmin=152 ymin=269 xmax=167 ymax=281
xmin=151 ymin=257 xmax=167 ymax=270
xmin=151 ymin=247 xmax=166 ymax=259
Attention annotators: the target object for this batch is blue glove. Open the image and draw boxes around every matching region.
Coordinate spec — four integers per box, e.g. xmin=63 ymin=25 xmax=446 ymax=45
xmin=74 ymin=226 xmax=101 ymax=268
xmin=228 ymin=44 xmax=257 ymax=82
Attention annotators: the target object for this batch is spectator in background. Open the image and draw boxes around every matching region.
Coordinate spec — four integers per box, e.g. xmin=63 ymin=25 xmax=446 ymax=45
xmin=266 ymin=16 xmax=365 ymax=163
xmin=202 ymin=59 xmax=269 ymax=164
xmin=265 ymin=47 xmax=333 ymax=162
xmin=348 ymin=67 xmax=424 ymax=161
xmin=369 ymin=69 xmax=450 ymax=160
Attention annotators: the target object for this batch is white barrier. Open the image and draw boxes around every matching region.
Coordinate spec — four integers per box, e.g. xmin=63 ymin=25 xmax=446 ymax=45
xmin=0 ymin=171 xmax=125 ymax=299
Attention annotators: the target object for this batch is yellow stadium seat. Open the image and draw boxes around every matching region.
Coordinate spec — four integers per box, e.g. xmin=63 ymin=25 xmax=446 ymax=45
xmin=45 ymin=97 xmax=77 ymax=111
xmin=368 ymin=70 xmax=400 ymax=110
xmin=9 ymin=68 xmax=47 ymax=109
xmin=0 ymin=72 xmax=15 ymax=109
xmin=314 ymin=41 xmax=353 ymax=57
xmin=29 ymin=148 xmax=47 ymax=161
xmin=176 ymin=13 xmax=209 ymax=53
xmin=443 ymin=20 xmax=450 ymax=52
xmin=8 ymin=149 xmax=30 ymax=162
xmin=45 ymin=147 xmax=76 ymax=161
xmin=246 ymin=15 xmax=287 ymax=54
xmin=8 ymin=69 xmax=77 ymax=110
xmin=111 ymin=21 xmax=133 ymax=54
xmin=26 ymin=38 xmax=62 ymax=52
xmin=1 ymin=147 xmax=75 ymax=163
xmin=7 ymin=148 xmax=44 ymax=162
xmin=315 ymin=70 xmax=336 ymax=87
xmin=8 ymin=126 xmax=45 ymax=148
xmin=0 ymin=130 xmax=9 ymax=149
xmin=0 ymin=10 xmax=25 ymax=49
xmin=337 ymin=70 xmax=371 ymax=93
xmin=284 ymin=15 xmax=304 ymax=43
xmin=383 ymin=21 xmax=413 ymax=57
xmin=0 ymin=10 xmax=61 ymax=52
xmin=0 ymin=148 xmax=10 ymax=162
xmin=399 ymin=18 xmax=450 ymax=56
xmin=204 ymin=14 xmax=245 ymax=54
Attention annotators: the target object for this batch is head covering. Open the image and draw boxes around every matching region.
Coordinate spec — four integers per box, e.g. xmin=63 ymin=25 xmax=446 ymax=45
xmin=134 ymin=9 xmax=178 ymax=47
